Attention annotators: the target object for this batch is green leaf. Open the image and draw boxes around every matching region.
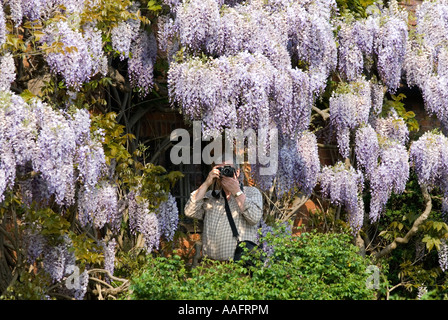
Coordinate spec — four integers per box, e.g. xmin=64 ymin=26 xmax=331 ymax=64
xmin=147 ymin=0 xmax=162 ymax=12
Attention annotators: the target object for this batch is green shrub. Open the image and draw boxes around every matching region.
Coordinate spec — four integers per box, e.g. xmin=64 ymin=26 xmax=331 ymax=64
xmin=129 ymin=225 xmax=376 ymax=300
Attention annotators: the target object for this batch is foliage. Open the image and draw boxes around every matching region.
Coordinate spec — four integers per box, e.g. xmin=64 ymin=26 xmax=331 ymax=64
xmin=382 ymin=93 xmax=419 ymax=133
xmin=372 ymin=172 xmax=448 ymax=298
xmin=129 ymin=224 xmax=376 ymax=300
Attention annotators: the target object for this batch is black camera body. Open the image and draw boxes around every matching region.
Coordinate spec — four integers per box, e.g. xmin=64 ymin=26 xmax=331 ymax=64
xmin=217 ymin=165 xmax=236 ymax=177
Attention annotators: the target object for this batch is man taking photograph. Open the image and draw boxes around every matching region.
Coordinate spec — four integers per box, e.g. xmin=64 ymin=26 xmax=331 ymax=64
xmin=184 ymin=154 xmax=263 ymax=261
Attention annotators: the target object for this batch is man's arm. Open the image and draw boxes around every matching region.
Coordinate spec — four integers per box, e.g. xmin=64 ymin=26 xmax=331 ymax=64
xmin=221 ymin=176 xmax=263 ymax=225
xmin=237 ymin=187 xmax=263 ymax=226
xmin=184 ymin=166 xmax=220 ymax=219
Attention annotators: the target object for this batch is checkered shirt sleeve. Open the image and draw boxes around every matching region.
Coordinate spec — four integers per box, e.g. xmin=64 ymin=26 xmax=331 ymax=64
xmin=184 ymin=186 xmax=263 ymax=261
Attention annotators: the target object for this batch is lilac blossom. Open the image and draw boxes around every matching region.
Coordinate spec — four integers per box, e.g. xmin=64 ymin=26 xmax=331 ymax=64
xmin=79 ymin=181 xmax=119 ymax=230
xmin=0 ymin=5 xmax=5 ymax=48
xmin=176 ymin=0 xmax=220 ymax=53
xmin=439 ymin=239 xmax=448 ymax=272
xmin=329 ymin=79 xmax=372 ymax=158
xmin=0 ymin=53 xmax=16 ymax=91
xmin=141 ymin=211 xmax=160 ymax=253
xmin=103 ymin=238 xmax=117 ymax=278
xmin=370 ymin=82 xmax=385 ymax=115
xmin=23 ymin=228 xmax=46 ymax=264
xmin=33 ymin=100 xmax=77 ymax=206
xmin=409 ymin=131 xmax=448 ymax=192
xmin=369 ymin=141 xmax=409 ymax=222
xmin=111 ymin=17 xmax=140 ymax=60
xmin=337 ymin=20 xmax=364 ymax=82
xmin=375 ymin=12 xmax=408 ymax=92
xmin=42 ymin=242 xmax=67 ymax=282
xmin=157 ymin=193 xmax=179 ymax=242
xmin=276 ymin=132 xmax=320 ymax=198
xmin=41 ymin=20 xmax=106 ymax=90
xmin=319 ymin=161 xmax=364 ymax=233
xmin=355 ymin=124 xmax=379 ymax=177
xmin=128 ymin=31 xmax=157 ymax=97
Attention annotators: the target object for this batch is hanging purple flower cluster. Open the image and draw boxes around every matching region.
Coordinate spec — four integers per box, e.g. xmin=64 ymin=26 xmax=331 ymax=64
xmin=0 ymin=3 xmax=5 ymax=47
xmin=370 ymin=82 xmax=385 ymax=116
xmin=165 ymin=0 xmax=338 ymax=135
xmin=0 ymin=91 xmax=116 ymax=231
xmin=128 ymin=31 xmax=158 ymax=98
xmin=0 ymin=53 xmax=15 ymax=91
xmin=41 ymin=236 xmax=77 ymax=283
xmin=354 ymin=124 xmax=379 ymax=177
xmin=329 ymin=78 xmax=372 ymax=158
xmin=409 ymin=131 xmax=448 ymax=211
xmin=334 ymin=1 xmax=407 ymax=92
xmin=103 ymin=238 xmax=117 ymax=279
xmin=40 ymin=20 xmax=107 ymax=90
xmin=157 ymin=193 xmax=179 ymax=242
xmin=111 ymin=18 xmax=140 ymax=60
xmin=404 ymin=0 xmax=448 ymax=128
xmin=355 ymin=114 xmax=410 ymax=223
xmin=3 ymin=0 xmax=94 ymax=26
xmin=337 ymin=18 xmax=364 ymax=82
xmin=319 ymin=161 xmax=365 ymax=234
xmin=78 ymin=181 xmax=119 ymax=230
xmin=128 ymin=189 xmax=179 ymax=252
xmin=404 ymin=39 xmax=433 ymax=89
xmin=374 ymin=13 xmax=408 ymax=92
xmin=175 ymin=0 xmax=221 ymax=54
xmin=368 ymin=141 xmax=409 ymax=222
xmin=276 ymin=132 xmax=320 ymax=197
xmin=439 ymin=240 xmax=448 ymax=272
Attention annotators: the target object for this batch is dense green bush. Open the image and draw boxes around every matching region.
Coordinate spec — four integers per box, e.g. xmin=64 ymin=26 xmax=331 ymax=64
xmin=129 ymin=225 xmax=376 ymax=300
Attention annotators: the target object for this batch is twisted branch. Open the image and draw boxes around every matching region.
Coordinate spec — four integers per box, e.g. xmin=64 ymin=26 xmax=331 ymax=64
xmin=87 ymin=268 xmax=130 ymax=299
xmin=375 ymin=184 xmax=432 ymax=260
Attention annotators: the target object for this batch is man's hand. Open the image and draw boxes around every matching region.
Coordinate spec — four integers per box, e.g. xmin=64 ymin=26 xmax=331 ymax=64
xmin=221 ymin=175 xmax=241 ymax=196
xmin=204 ymin=166 xmax=221 ymax=187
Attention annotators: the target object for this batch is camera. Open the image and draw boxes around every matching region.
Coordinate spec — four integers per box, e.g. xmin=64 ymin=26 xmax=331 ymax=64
xmin=217 ymin=165 xmax=236 ymax=177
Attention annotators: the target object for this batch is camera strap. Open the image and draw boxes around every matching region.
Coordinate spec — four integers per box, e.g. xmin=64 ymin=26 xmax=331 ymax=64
xmin=222 ymin=190 xmax=239 ymax=241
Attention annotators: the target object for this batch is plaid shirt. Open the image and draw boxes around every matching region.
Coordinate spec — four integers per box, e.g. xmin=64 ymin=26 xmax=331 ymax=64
xmin=184 ymin=186 xmax=263 ymax=261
